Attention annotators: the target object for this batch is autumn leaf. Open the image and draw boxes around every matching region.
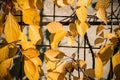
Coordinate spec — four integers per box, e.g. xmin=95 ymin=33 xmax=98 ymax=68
xmin=95 ymin=56 xmax=103 ymax=79
xmin=47 ymin=72 xmax=65 ymax=80
xmin=94 ymin=38 xmax=104 ymax=46
xmin=22 ymin=8 xmax=40 ymax=25
xmin=76 ymin=6 xmax=87 ymax=22
xmin=96 ymin=8 xmax=107 ymax=24
xmin=29 ymin=25 xmax=41 ymax=45
xmin=49 ymin=33 xmax=55 ymax=44
xmin=112 ymin=51 xmax=120 ymax=72
xmin=99 ymin=31 xmax=104 ymax=38
xmin=24 ymin=59 xmax=40 ymax=80
xmin=23 ymin=48 xmax=40 ymax=59
xmin=0 ymin=14 xmax=4 ymax=36
xmin=19 ymin=32 xmax=35 ymax=50
xmin=45 ymin=49 xmax=65 ymax=61
xmin=0 ymin=46 xmax=9 ymax=62
xmin=46 ymin=60 xmax=56 ymax=71
xmin=4 ymin=12 xmax=21 ymax=43
xmin=33 ymin=0 xmax=43 ymax=10
xmin=65 ymin=0 xmax=74 ymax=6
xmin=105 ymin=33 xmax=116 ymax=39
xmin=56 ymin=0 xmax=67 ymax=7
xmin=68 ymin=23 xmax=78 ymax=37
xmin=51 ymin=30 xmax=66 ymax=49
xmin=98 ymin=43 xmax=113 ymax=65
xmin=47 ymin=21 xmax=63 ymax=33
xmin=96 ymin=25 xmax=105 ymax=35
xmin=0 ymin=58 xmax=13 ymax=78
xmin=76 ymin=0 xmax=92 ymax=7
xmin=75 ymin=20 xmax=89 ymax=37
xmin=84 ymin=68 xmax=95 ymax=78
xmin=67 ymin=36 xmax=76 ymax=46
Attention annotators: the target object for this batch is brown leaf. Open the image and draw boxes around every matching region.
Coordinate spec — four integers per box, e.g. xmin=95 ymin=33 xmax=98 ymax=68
xmin=22 ymin=8 xmax=40 ymax=25
xmin=94 ymin=38 xmax=104 ymax=46
xmin=98 ymin=31 xmax=104 ymax=38
xmin=23 ymin=48 xmax=40 ymax=59
xmin=0 ymin=46 xmax=9 ymax=63
xmin=76 ymin=6 xmax=87 ymax=22
xmin=96 ymin=25 xmax=105 ymax=35
xmin=47 ymin=21 xmax=63 ymax=33
xmin=95 ymin=57 xmax=103 ymax=79
xmin=99 ymin=43 xmax=113 ymax=65
xmin=0 ymin=58 xmax=13 ymax=78
xmin=84 ymin=68 xmax=95 ymax=78
xmin=4 ymin=12 xmax=21 ymax=43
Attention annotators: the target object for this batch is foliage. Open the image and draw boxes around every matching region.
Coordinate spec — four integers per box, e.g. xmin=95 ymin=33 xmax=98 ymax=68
xmin=0 ymin=0 xmax=119 ymax=80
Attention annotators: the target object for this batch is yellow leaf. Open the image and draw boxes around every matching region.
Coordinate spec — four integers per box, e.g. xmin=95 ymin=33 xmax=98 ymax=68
xmin=33 ymin=0 xmax=43 ymax=10
xmin=94 ymin=38 xmax=104 ymax=46
xmin=76 ymin=0 xmax=92 ymax=7
xmin=23 ymin=48 xmax=40 ymax=59
xmin=9 ymin=46 xmax=18 ymax=58
xmin=24 ymin=59 xmax=40 ymax=80
xmin=46 ymin=60 xmax=56 ymax=71
xmin=75 ymin=20 xmax=89 ymax=37
xmin=64 ymin=0 xmax=74 ymax=6
xmin=96 ymin=8 xmax=107 ymax=24
xmin=112 ymin=51 xmax=120 ymax=72
xmin=84 ymin=68 xmax=95 ymax=78
xmin=95 ymin=57 xmax=103 ymax=79
xmin=0 ymin=58 xmax=13 ymax=78
xmin=29 ymin=25 xmax=41 ymax=45
xmin=67 ymin=36 xmax=76 ymax=46
xmin=4 ymin=12 xmax=21 ymax=43
xmin=95 ymin=0 xmax=110 ymax=10
xmin=98 ymin=31 xmax=104 ymax=38
xmin=51 ymin=30 xmax=66 ymax=49
xmin=22 ymin=8 xmax=40 ymax=25
xmin=45 ymin=49 xmax=65 ymax=61
xmin=47 ymin=72 xmax=65 ymax=80
xmin=96 ymin=25 xmax=105 ymax=35
xmin=76 ymin=6 xmax=87 ymax=22
xmin=98 ymin=43 xmax=113 ymax=65
xmin=56 ymin=0 xmax=67 ymax=7
xmin=19 ymin=32 xmax=35 ymax=50
xmin=47 ymin=21 xmax=63 ymax=33
xmin=14 ymin=0 xmax=31 ymax=10
xmin=68 ymin=23 xmax=78 ymax=37
xmin=105 ymin=33 xmax=116 ymax=39
xmin=49 ymin=33 xmax=55 ymax=44
xmin=0 ymin=46 xmax=9 ymax=62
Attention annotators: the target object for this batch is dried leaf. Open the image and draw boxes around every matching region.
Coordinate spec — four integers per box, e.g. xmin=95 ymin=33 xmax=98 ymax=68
xmin=47 ymin=72 xmax=65 ymax=80
xmin=47 ymin=21 xmax=63 ymax=33
xmin=84 ymin=68 xmax=95 ymax=78
xmin=33 ymin=0 xmax=43 ymax=10
xmin=0 ymin=22 xmax=4 ymax=37
xmin=29 ymin=25 xmax=41 ymax=45
xmin=96 ymin=8 xmax=107 ymax=24
xmin=0 ymin=46 xmax=9 ymax=62
xmin=67 ymin=36 xmax=76 ymax=46
xmin=4 ymin=12 xmax=21 ymax=43
xmin=76 ymin=6 xmax=87 ymax=22
xmin=95 ymin=0 xmax=110 ymax=10
xmin=94 ymin=38 xmax=104 ymax=46
xmin=68 ymin=23 xmax=78 ymax=37
xmin=46 ymin=60 xmax=56 ymax=71
xmin=0 ymin=58 xmax=13 ymax=78
xmin=95 ymin=57 xmax=103 ymax=79
xmin=99 ymin=31 xmax=104 ymax=38
xmin=24 ymin=59 xmax=40 ymax=80
xmin=76 ymin=20 xmax=89 ymax=37
xmin=72 ymin=75 xmax=79 ymax=80
xmin=96 ymin=25 xmax=105 ymax=35
xmin=112 ymin=51 xmax=120 ymax=72
xmin=72 ymin=53 xmax=76 ymax=58
xmin=105 ymin=33 xmax=116 ymax=39
xmin=76 ymin=0 xmax=92 ymax=7
xmin=51 ymin=30 xmax=66 ymax=49
xmin=99 ymin=43 xmax=113 ymax=65
xmin=45 ymin=49 xmax=65 ymax=61
xmin=23 ymin=48 xmax=40 ymax=59
xmin=22 ymin=8 xmax=40 ymax=25
xmin=9 ymin=46 xmax=18 ymax=58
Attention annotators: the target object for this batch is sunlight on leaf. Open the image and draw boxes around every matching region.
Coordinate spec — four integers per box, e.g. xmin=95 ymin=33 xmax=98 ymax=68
xmin=46 ymin=60 xmax=56 ymax=71
xmin=105 ymin=33 xmax=116 ymax=39
xmin=47 ymin=21 xmax=63 ymax=33
xmin=95 ymin=56 xmax=103 ymax=79
xmin=0 ymin=46 xmax=9 ymax=62
xmin=76 ymin=6 xmax=87 ymax=22
xmin=76 ymin=0 xmax=92 ymax=7
xmin=0 ymin=58 xmax=13 ymax=78
xmin=4 ymin=12 xmax=21 ymax=43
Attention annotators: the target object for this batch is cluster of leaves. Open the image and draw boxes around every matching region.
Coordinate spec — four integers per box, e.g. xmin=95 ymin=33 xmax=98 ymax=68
xmin=0 ymin=0 xmax=119 ymax=80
